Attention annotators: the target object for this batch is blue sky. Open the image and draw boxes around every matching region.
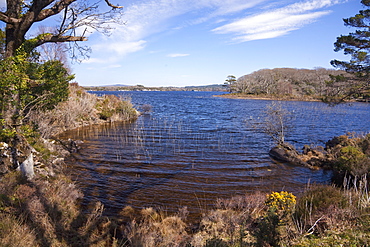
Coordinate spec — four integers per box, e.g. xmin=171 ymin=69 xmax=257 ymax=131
xmin=1 ymin=0 xmax=364 ymax=87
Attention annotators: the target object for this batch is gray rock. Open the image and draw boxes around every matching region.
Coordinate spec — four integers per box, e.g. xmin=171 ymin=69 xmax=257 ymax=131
xmin=269 ymin=145 xmax=315 ymax=169
xmin=20 ymin=153 xmax=35 ymax=180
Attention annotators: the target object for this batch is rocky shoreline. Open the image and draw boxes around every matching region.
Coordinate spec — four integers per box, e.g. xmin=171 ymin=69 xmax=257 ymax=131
xmin=269 ymin=134 xmax=370 ymax=184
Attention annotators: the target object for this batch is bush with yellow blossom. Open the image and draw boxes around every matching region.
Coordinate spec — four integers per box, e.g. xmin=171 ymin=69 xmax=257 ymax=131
xmin=265 ymin=191 xmax=296 ymax=217
xmin=256 ymin=191 xmax=297 ymax=246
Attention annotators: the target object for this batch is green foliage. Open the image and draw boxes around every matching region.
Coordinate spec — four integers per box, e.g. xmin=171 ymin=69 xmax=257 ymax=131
xmin=331 ymin=0 xmax=370 ymax=74
xmin=256 ymin=210 xmax=280 ymax=247
xmin=326 ymin=134 xmax=370 ymax=177
xmin=337 ymin=145 xmax=370 ymax=176
xmin=19 ymin=124 xmax=39 ymax=140
xmin=205 ymin=238 xmax=228 ymax=247
xmin=0 ymin=50 xmax=73 ymax=127
xmin=339 ymin=146 xmax=366 ymax=167
xmin=0 ymin=120 xmax=16 ymax=142
xmin=28 ymin=60 xmax=73 ymax=110
xmin=360 ymin=133 xmax=370 ymax=155
xmin=224 ymin=75 xmax=237 ymax=92
xmin=330 ymin=0 xmax=370 ymax=102
xmin=0 ymin=128 xmax=16 ymax=143
xmin=295 ymin=186 xmax=348 ymax=220
xmin=292 ymin=229 xmax=370 ymax=246
xmin=98 ymin=109 xmax=114 ymax=120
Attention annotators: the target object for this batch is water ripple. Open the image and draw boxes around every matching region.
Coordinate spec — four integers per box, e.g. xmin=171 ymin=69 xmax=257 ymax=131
xmin=61 ymin=91 xmax=369 ymax=218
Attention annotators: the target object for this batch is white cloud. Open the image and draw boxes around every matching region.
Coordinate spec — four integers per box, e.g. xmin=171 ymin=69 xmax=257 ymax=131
xmin=90 ymin=40 xmax=147 ymax=62
xmin=85 ymin=0 xmax=345 ymax=62
xmin=167 ymin=53 xmax=190 ymax=58
xmin=212 ymin=0 xmax=344 ymax=42
xmin=104 ymin=40 xmax=147 ymax=55
xmin=95 ymin=0 xmax=265 ymax=59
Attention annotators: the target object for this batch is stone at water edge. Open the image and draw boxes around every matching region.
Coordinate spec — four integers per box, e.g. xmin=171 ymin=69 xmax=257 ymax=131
xmin=20 ymin=152 xmax=35 ymax=180
xmin=269 ymin=145 xmax=316 ymax=170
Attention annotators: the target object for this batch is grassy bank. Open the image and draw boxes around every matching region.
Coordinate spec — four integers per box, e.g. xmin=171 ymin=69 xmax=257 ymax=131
xmin=1 ymin=172 xmax=370 ymax=246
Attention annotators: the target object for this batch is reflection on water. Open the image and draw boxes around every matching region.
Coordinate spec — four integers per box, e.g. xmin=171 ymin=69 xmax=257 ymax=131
xmin=60 ymin=91 xmax=369 ymax=218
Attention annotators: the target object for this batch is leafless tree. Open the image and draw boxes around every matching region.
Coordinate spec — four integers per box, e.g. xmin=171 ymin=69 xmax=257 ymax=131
xmin=0 ymin=0 xmax=124 ymax=59
xmin=262 ymin=102 xmax=292 ymax=146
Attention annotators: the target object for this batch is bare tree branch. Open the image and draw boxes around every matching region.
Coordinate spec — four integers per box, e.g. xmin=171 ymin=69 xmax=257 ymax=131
xmin=104 ymin=0 xmax=124 ymax=9
xmin=36 ymin=34 xmax=87 ymax=47
xmin=2 ymin=0 xmax=125 ymax=58
xmin=0 ymin=12 xmax=21 ymax=24
xmin=35 ymin=0 xmax=78 ymax=22
xmin=305 ymin=216 xmax=325 ymax=236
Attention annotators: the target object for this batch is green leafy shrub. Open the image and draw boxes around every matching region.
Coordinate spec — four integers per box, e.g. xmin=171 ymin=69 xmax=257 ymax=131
xmin=0 ymin=126 xmax=16 ymax=142
xmin=98 ymin=108 xmax=114 ymax=120
xmin=325 ymin=134 xmax=370 ymax=182
xmin=0 ymin=54 xmax=73 ymax=123
xmin=337 ymin=145 xmax=369 ymax=176
xmin=294 ymin=185 xmax=349 ymax=237
xmin=360 ymin=133 xmax=370 ymax=156
xmin=295 ymin=186 xmax=347 ymax=218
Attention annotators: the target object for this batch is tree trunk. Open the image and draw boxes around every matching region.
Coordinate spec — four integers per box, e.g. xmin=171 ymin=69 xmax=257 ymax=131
xmin=4 ymin=0 xmax=23 ymax=58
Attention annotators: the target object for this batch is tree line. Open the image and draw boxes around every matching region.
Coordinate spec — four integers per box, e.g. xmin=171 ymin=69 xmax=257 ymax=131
xmin=228 ymin=67 xmax=367 ymax=101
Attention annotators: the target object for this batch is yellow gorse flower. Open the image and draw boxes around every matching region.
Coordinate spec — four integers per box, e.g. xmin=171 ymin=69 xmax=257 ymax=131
xmin=265 ymin=191 xmax=296 ymax=213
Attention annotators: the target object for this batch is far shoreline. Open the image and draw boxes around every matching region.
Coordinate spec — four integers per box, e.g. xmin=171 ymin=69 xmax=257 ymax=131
xmin=214 ymin=93 xmax=321 ymax=102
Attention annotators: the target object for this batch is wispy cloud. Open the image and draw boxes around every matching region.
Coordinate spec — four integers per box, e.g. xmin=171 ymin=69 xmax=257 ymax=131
xmin=95 ymin=0 xmax=265 ymax=60
xmin=167 ymin=53 xmax=190 ymax=58
xmin=85 ymin=0 xmax=345 ymax=63
xmin=93 ymin=40 xmax=147 ymax=56
xmin=212 ymin=0 xmax=345 ymax=42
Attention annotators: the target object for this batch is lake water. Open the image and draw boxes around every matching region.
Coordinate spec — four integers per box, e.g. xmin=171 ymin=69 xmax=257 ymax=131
xmin=61 ymin=91 xmax=370 ymax=218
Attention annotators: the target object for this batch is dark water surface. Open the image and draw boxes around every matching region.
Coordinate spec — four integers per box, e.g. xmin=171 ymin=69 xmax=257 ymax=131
xmin=60 ymin=91 xmax=370 ymax=218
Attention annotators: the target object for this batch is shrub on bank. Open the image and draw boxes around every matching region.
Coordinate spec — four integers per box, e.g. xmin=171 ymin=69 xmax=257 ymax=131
xmin=323 ymin=134 xmax=370 ymax=186
xmin=95 ymin=94 xmax=138 ymax=121
xmin=30 ymin=84 xmax=139 ymax=138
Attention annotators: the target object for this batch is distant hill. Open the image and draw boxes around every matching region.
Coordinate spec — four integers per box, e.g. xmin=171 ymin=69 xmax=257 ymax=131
xmin=83 ymin=84 xmax=227 ymax=92
xmin=89 ymin=84 xmax=131 ymax=87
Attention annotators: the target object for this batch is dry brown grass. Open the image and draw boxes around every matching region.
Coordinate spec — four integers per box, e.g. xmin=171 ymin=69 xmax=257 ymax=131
xmin=2 ymin=170 xmax=370 ymax=247
xmin=123 ymin=207 xmax=190 ymax=247
xmin=0 ymin=169 xmax=114 ymax=247
xmin=0 ymin=214 xmax=38 ymax=247
xmin=30 ymin=84 xmax=138 ymax=138
xmin=191 ymin=192 xmax=266 ymax=246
